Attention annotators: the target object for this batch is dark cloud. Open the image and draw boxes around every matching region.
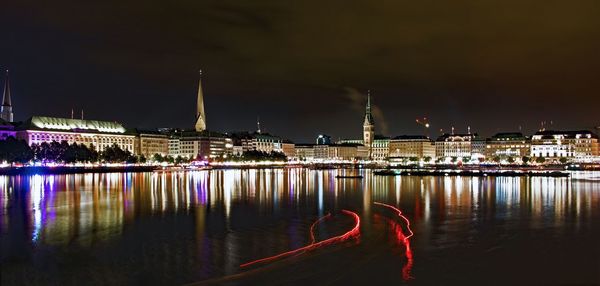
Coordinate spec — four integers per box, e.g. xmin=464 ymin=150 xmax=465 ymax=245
xmin=1 ymin=0 xmax=599 ymax=141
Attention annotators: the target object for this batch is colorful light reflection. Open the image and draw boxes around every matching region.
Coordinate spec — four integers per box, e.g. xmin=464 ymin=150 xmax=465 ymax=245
xmin=240 ymin=210 xmax=360 ymax=268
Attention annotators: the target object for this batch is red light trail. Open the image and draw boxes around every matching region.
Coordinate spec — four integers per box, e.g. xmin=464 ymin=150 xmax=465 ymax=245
xmin=240 ymin=210 xmax=360 ymax=268
xmin=374 ymin=202 xmax=414 ymax=241
xmin=374 ymin=202 xmax=414 ymax=280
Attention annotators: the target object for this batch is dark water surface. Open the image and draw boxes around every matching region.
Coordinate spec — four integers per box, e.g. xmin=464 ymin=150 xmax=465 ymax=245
xmin=1 ymin=169 xmax=599 ymax=285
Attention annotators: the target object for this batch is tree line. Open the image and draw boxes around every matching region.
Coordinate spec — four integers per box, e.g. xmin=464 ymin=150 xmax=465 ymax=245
xmin=0 ymin=137 xmax=141 ymax=164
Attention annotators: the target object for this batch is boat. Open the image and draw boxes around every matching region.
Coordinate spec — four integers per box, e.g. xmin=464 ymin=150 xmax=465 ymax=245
xmin=335 ymin=175 xmax=363 ymax=179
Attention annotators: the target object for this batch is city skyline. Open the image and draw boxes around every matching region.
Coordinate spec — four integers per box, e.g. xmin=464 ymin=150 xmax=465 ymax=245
xmin=2 ymin=1 xmax=600 ymax=142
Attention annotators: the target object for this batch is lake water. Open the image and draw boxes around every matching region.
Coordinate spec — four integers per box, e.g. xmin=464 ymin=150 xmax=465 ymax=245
xmin=1 ymin=169 xmax=599 ymax=285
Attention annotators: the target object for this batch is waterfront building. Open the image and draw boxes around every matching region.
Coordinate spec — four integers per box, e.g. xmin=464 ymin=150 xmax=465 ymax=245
xmin=435 ymin=133 xmax=477 ymax=160
xmin=135 ymin=130 xmax=169 ymax=158
xmin=16 ymin=116 xmax=136 ymax=153
xmin=281 ymin=140 xmax=296 ymax=158
xmin=363 ymin=91 xmax=375 ymax=157
xmin=316 ymin=134 xmax=332 ymax=145
xmin=471 ymin=137 xmax=487 ymax=160
xmin=1 ymin=70 xmax=14 ymax=122
xmin=238 ymin=132 xmax=283 ymax=153
xmin=171 ymin=130 xmax=233 ymax=160
xmin=485 ymin=132 xmax=530 ymax=159
xmin=295 ymin=144 xmax=315 ymax=160
xmin=372 ymin=136 xmax=390 ymax=161
xmin=530 ymin=130 xmax=599 ymax=161
xmin=388 ymin=135 xmax=435 ymax=160
xmin=168 ymin=136 xmax=181 ymax=158
xmin=313 ymin=143 xmax=368 ymax=161
xmin=0 ymin=119 xmax=16 ymax=140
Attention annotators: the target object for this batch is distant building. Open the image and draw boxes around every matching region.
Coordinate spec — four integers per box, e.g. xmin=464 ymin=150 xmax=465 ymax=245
xmin=314 ymin=144 xmax=368 ymax=161
xmin=135 ymin=130 xmax=169 ymax=158
xmin=239 ymin=132 xmax=283 ymax=153
xmin=1 ymin=70 xmax=14 ymax=122
xmin=281 ymin=140 xmax=296 ymax=158
xmin=316 ymin=134 xmax=332 ymax=145
xmin=530 ymin=130 xmax=599 ymax=160
xmin=485 ymin=132 xmax=530 ymax=159
xmin=388 ymin=135 xmax=435 ymax=160
xmin=435 ymin=133 xmax=477 ymax=159
xmin=170 ymin=130 xmax=233 ymax=160
xmin=471 ymin=137 xmax=487 ymax=159
xmin=16 ymin=116 xmax=136 ymax=153
xmin=372 ymin=136 xmax=390 ymax=161
xmin=295 ymin=144 xmax=315 ymax=160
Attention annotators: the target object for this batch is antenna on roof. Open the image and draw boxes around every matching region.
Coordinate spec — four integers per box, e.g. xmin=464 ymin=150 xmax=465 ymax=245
xmin=81 ymin=109 xmax=84 ymax=120
xmin=451 ymin=126 xmax=455 ymax=135
xmin=467 ymin=126 xmax=471 ymax=134
xmin=71 ymin=108 xmax=74 ymax=119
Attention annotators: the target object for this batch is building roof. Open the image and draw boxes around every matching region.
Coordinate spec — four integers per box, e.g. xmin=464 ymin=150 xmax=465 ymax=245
xmin=18 ymin=116 xmax=130 ymax=134
xmin=177 ymin=129 xmax=231 ymax=139
xmin=533 ymin=130 xmax=598 ymax=139
xmin=391 ymin=135 xmax=430 ymax=140
xmin=436 ymin=133 xmax=479 ymax=141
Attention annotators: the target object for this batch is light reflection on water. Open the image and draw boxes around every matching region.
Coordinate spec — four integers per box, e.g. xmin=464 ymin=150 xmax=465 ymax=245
xmin=1 ymin=169 xmax=599 ymax=285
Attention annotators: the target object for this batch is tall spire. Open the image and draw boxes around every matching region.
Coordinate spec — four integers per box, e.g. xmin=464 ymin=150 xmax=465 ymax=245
xmin=1 ymin=69 xmax=14 ymax=122
xmin=194 ymin=69 xmax=207 ymax=132
xmin=363 ymin=89 xmax=374 ymax=125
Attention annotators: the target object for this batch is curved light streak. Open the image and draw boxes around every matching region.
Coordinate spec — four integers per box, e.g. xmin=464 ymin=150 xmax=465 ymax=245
xmin=240 ymin=210 xmax=360 ymax=268
xmin=374 ymin=202 xmax=413 ymax=241
xmin=310 ymin=212 xmax=332 ymax=244
xmin=374 ymin=202 xmax=414 ymax=281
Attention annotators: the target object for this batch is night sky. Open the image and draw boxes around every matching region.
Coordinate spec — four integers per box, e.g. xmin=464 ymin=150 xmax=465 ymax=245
xmin=1 ymin=1 xmax=599 ymax=142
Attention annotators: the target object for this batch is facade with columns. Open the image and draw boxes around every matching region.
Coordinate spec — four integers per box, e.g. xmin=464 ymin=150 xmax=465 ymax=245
xmin=16 ymin=116 xmax=136 ymax=153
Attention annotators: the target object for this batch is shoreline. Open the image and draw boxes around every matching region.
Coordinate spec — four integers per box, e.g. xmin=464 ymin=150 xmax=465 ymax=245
xmin=0 ymin=163 xmax=596 ymax=176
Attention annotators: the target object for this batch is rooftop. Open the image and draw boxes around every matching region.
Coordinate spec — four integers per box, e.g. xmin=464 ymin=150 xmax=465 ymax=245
xmin=19 ymin=116 xmax=128 ymax=134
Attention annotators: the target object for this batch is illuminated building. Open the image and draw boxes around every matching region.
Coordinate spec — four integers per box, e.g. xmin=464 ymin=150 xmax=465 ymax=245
xmin=235 ymin=132 xmax=283 ymax=154
xmin=194 ymin=70 xmax=207 ymax=132
xmin=295 ymin=144 xmax=315 ymax=160
xmin=170 ymin=130 xmax=233 ymax=160
xmin=388 ymin=135 xmax=435 ymax=160
xmin=435 ymin=133 xmax=477 ymax=159
xmin=16 ymin=116 xmax=136 ymax=153
xmin=530 ymin=130 xmax=599 ymax=161
xmin=1 ymin=70 xmax=13 ymax=122
xmin=485 ymin=132 xmax=530 ymax=159
xmin=372 ymin=136 xmax=390 ymax=161
xmin=135 ymin=130 xmax=169 ymax=157
xmin=281 ymin=140 xmax=296 ymax=158
xmin=363 ymin=91 xmax=375 ymax=157
xmin=313 ymin=144 xmax=368 ymax=161
xmin=0 ymin=119 xmax=16 ymax=140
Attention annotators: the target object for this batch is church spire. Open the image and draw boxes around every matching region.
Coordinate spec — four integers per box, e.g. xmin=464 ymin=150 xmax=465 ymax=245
xmin=1 ymin=69 xmax=14 ymax=122
xmin=194 ymin=69 xmax=207 ymax=132
xmin=363 ymin=89 xmax=374 ymax=125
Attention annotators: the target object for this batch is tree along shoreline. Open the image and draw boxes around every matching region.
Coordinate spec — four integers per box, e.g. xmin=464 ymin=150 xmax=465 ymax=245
xmin=0 ymin=165 xmax=159 ymax=175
